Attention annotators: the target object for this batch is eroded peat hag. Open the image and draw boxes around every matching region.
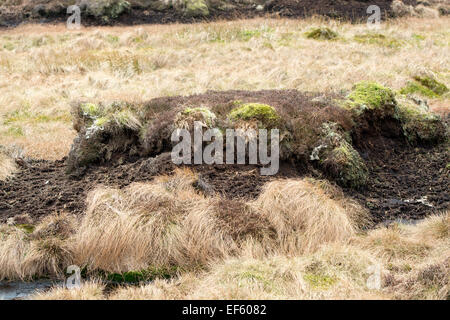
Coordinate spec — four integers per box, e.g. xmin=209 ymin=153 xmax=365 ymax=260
xmin=1 ymin=87 xmax=448 ymax=226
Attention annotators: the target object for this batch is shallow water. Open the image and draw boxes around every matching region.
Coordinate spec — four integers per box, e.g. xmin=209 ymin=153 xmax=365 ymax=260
xmin=0 ymin=280 xmax=60 ymax=300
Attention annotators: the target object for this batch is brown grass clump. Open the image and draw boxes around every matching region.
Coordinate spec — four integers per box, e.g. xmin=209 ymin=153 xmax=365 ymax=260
xmin=211 ymin=199 xmax=276 ymax=242
xmin=0 ymin=172 xmax=373 ymax=280
xmin=31 ymin=211 xmax=77 ymax=240
xmin=250 ymin=179 xmax=369 ymax=253
xmin=359 ymin=225 xmax=431 ymax=262
xmin=69 ymin=168 xmax=251 ymax=273
xmin=304 ymin=178 xmax=371 ymax=228
xmin=355 ymin=212 xmax=449 ymax=264
xmin=0 ymin=226 xmax=30 ymax=280
xmin=0 ymin=212 xmax=76 ymax=280
xmin=21 ymin=237 xmax=73 ymax=278
xmin=2 ymin=171 xmax=448 ymax=300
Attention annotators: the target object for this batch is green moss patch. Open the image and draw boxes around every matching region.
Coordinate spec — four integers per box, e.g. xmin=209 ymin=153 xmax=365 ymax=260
xmin=86 ymin=0 xmax=131 ymax=23
xmin=400 ymin=81 xmax=439 ymax=98
xmin=414 ymin=76 xmax=448 ymax=96
xmin=16 ymin=224 xmax=35 ymax=234
xmin=345 ymin=81 xmax=397 ymax=116
xmin=353 ymin=33 xmax=404 ymax=48
xmin=305 ymin=27 xmax=338 ymax=40
xmin=304 ymin=273 xmax=338 ymax=290
xmin=326 ymin=140 xmax=368 ymax=189
xmin=400 ymin=76 xmax=448 ymax=98
xmin=228 ymin=103 xmax=280 ymax=128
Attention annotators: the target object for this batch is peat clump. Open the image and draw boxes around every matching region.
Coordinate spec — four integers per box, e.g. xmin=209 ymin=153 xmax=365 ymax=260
xmin=66 ymin=84 xmax=447 ymax=191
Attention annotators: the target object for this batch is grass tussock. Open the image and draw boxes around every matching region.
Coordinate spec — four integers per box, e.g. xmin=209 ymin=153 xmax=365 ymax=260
xmin=0 ymin=212 xmax=76 ymax=280
xmin=251 ymin=179 xmax=369 ymax=253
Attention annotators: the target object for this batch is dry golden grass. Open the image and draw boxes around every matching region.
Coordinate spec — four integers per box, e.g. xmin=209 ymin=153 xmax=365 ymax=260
xmin=250 ymin=179 xmax=369 ymax=253
xmin=0 ymin=17 xmax=448 ymax=159
xmin=0 ymin=212 xmax=75 ymax=280
xmin=31 ymin=280 xmax=105 ymax=300
xmin=32 ymin=211 xmax=448 ymax=300
xmin=0 ymin=225 xmax=30 ymax=279
xmin=5 ymin=168 xmax=448 ymax=300
xmin=68 ymin=172 xmax=368 ymax=273
xmin=3 ymin=167 xmax=448 ymax=301
xmin=69 ymin=168 xmax=236 ymax=272
xmin=26 ymin=199 xmax=450 ymax=300
xmin=0 ymin=169 xmax=368 ymax=280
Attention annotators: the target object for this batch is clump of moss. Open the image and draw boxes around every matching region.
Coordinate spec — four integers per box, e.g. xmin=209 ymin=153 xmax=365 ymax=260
xmin=346 ymin=81 xmax=397 ymax=111
xmin=400 ymin=81 xmax=439 ymax=98
xmin=413 ymin=76 xmax=448 ymax=96
xmin=305 ymin=27 xmax=338 ymax=40
xmin=400 ymin=75 xmax=448 ymax=98
xmin=325 ymin=140 xmax=369 ymax=189
xmin=228 ymin=103 xmax=280 ymax=129
xmin=16 ymin=224 xmax=35 ymax=234
xmin=353 ymin=33 xmax=404 ymax=49
xmin=77 ymin=102 xmax=141 ymax=137
xmin=174 ymin=107 xmax=217 ymax=130
xmin=81 ymin=103 xmax=101 ymax=118
xmin=345 ymin=81 xmax=398 ymax=117
xmin=311 ymin=123 xmax=368 ymax=189
xmin=395 ymin=99 xmax=446 ymax=145
xmin=304 ymin=273 xmax=338 ymax=290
